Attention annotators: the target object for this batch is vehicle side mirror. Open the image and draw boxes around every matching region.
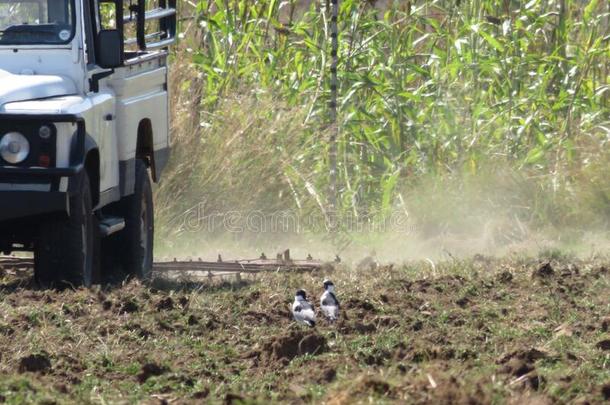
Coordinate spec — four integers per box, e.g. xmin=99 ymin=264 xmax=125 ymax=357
xmin=96 ymin=30 xmax=122 ymax=69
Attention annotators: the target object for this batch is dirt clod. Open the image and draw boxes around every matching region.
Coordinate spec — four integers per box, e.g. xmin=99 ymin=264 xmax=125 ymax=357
xmin=224 ymin=393 xmax=244 ymax=405
xmin=187 ymin=315 xmax=199 ymax=325
xmin=601 ymin=317 xmax=610 ymax=332
xmin=244 ymin=311 xmax=273 ymax=324
xmin=319 ymin=367 xmax=336 ymax=383
xmin=502 ymin=358 xmax=534 ymax=377
xmin=156 ymin=297 xmax=174 ymax=311
xmin=497 ymin=347 xmax=548 ymax=379
xmin=498 ymin=348 xmax=548 ymax=364
xmin=126 ymin=323 xmax=153 ymax=339
xmin=354 ymin=322 xmax=377 ymax=333
xmin=119 ymin=298 xmax=139 ymax=314
xmin=518 ymin=372 xmax=543 ymax=390
xmin=497 ymin=271 xmax=513 ymax=283
xmin=347 ymin=298 xmax=376 ymax=312
xmin=595 ymin=339 xmax=610 ymax=351
xmin=137 ymin=363 xmax=169 ymax=383
xmin=361 ymin=377 xmax=391 ymax=395
xmin=0 ymin=323 xmax=15 ymax=336
xmin=178 ymin=296 xmax=189 ymax=309
xmin=18 ymin=353 xmax=52 ymax=374
xmin=377 ymin=316 xmax=399 ymax=328
xmin=533 ymin=263 xmax=554 ymax=278
xmin=602 ymin=383 xmax=610 ymax=400
xmin=192 ymin=388 xmax=210 ymax=399
xmin=411 ymin=320 xmax=423 ymax=331
xmin=455 ymin=296 xmax=469 ymax=308
xmin=264 ymin=330 xmax=327 ymax=363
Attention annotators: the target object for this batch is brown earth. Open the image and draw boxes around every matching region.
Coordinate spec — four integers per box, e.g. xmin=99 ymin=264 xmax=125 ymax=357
xmin=0 ymin=257 xmax=608 ymax=403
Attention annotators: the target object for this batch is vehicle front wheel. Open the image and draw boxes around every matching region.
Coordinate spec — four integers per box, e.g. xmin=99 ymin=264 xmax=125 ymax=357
xmin=36 ymin=172 xmax=99 ymax=288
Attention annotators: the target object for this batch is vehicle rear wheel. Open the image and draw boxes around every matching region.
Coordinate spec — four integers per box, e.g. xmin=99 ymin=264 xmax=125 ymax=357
xmin=104 ymin=160 xmax=154 ymax=280
xmin=35 ymin=173 xmax=100 ymax=288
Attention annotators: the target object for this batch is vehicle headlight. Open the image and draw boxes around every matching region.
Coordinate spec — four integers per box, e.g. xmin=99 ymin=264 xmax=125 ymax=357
xmin=0 ymin=132 xmax=30 ymax=164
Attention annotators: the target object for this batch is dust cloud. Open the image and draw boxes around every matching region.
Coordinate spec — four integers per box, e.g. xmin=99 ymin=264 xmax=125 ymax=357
xmin=155 ymin=168 xmax=610 ymax=265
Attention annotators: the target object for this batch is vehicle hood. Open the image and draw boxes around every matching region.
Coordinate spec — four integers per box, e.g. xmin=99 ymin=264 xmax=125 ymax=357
xmin=0 ymin=68 xmax=77 ymax=108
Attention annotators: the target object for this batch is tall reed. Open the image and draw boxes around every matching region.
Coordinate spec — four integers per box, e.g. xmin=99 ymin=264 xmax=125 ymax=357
xmin=159 ymin=0 xmax=609 ymax=238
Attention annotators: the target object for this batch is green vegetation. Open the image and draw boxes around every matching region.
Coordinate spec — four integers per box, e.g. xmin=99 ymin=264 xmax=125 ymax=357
xmin=156 ymin=0 xmax=609 ymax=250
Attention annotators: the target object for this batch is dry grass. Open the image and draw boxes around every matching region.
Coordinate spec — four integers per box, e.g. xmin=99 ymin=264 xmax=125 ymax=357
xmin=155 ymin=91 xmax=330 ymax=244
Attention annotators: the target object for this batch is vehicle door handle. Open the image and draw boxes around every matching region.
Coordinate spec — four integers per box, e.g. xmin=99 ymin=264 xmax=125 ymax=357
xmin=104 ymin=114 xmax=114 ymax=121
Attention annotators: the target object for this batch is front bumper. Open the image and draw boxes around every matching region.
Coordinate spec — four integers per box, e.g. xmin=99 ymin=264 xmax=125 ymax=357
xmin=0 ymin=114 xmax=85 ymax=222
xmin=0 ymin=191 xmax=70 ymax=221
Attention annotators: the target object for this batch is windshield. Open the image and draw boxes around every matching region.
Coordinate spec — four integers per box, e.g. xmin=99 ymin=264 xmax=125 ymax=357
xmin=0 ymin=0 xmax=75 ymax=45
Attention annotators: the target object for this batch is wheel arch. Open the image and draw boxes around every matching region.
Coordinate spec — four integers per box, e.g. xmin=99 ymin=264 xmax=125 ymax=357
xmin=71 ymin=133 xmax=100 ymax=208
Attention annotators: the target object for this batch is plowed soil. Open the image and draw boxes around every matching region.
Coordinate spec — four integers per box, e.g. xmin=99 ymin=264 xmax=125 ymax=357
xmin=0 ymin=256 xmax=608 ymax=404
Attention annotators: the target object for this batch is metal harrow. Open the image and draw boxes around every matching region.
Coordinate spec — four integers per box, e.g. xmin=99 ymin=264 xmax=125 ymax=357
xmin=0 ymin=249 xmax=326 ymax=280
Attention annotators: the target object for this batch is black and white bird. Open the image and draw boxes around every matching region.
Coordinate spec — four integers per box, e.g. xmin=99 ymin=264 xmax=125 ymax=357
xmin=320 ymin=279 xmax=340 ymax=322
xmin=292 ymin=289 xmax=316 ymax=327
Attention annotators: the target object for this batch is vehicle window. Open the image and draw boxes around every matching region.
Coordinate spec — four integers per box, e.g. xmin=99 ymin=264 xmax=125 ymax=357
xmin=0 ymin=0 xmax=75 ymax=45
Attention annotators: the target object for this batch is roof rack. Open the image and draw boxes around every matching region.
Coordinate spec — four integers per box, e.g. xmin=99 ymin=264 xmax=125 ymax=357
xmin=123 ymin=0 xmax=176 ymax=51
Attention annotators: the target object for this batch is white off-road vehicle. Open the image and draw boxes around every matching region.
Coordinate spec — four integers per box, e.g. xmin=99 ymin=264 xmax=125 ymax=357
xmin=0 ymin=0 xmax=176 ymax=286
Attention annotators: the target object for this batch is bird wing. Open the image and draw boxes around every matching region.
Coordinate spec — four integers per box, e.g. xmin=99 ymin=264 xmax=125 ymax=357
xmin=302 ymin=300 xmax=314 ymax=310
xmin=321 ymin=296 xmax=335 ymax=306
xmin=321 ymin=292 xmax=339 ymax=307
xmin=293 ymin=306 xmax=316 ymax=324
xmin=330 ymin=292 xmax=340 ymax=309
xmin=293 ymin=299 xmax=316 ymax=324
